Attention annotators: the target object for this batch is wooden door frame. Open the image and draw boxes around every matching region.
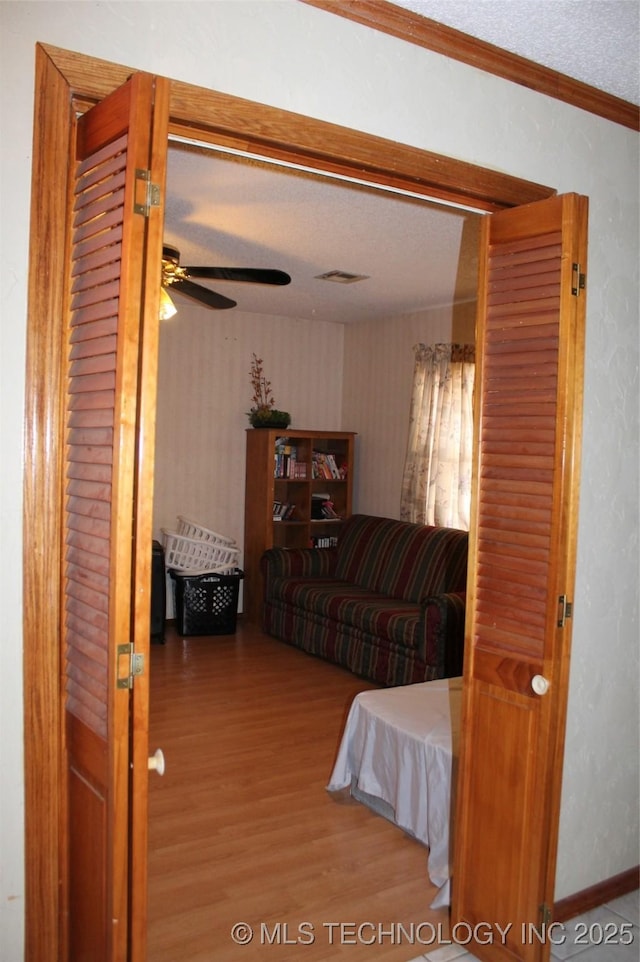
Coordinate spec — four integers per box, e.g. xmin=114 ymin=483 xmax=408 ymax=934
xmin=23 ymin=42 xmax=556 ymax=961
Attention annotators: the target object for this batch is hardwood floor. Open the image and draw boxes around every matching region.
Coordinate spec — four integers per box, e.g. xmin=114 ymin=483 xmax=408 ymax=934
xmin=147 ymin=620 xmax=450 ymax=961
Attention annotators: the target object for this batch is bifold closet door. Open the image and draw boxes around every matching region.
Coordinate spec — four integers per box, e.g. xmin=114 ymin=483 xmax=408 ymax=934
xmin=63 ymin=70 xmax=168 ymax=961
xmin=452 ymin=193 xmax=588 ymax=962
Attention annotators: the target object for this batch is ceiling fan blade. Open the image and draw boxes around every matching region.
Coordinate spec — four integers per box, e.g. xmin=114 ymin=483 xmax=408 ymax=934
xmin=171 ymin=277 xmax=237 ymax=310
xmin=184 ymin=266 xmax=291 ymax=286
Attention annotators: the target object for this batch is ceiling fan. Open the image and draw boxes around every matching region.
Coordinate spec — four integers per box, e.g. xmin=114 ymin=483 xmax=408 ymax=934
xmin=160 ymin=244 xmax=291 ymax=317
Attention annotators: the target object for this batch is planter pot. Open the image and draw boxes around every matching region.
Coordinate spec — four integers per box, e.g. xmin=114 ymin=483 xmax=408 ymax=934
xmin=249 ymin=411 xmax=291 ymax=429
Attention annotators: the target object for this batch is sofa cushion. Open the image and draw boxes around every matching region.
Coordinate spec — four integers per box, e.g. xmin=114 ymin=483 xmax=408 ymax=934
xmin=334 ymin=514 xmax=468 ymax=604
xmin=333 ymin=515 xmax=410 ymax=593
xmin=268 ymin=576 xmax=422 ymax=651
xmin=376 ymin=523 xmax=468 ymax=603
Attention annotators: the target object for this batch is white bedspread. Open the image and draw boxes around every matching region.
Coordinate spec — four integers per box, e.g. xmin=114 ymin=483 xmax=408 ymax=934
xmin=326 ymin=676 xmax=462 ymax=909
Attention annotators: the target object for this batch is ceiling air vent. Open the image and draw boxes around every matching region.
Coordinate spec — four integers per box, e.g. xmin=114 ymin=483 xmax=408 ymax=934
xmin=315 ymin=269 xmax=370 ymax=284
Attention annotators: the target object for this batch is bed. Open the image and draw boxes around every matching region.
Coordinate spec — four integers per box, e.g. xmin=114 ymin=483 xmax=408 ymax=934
xmin=326 ymin=676 xmax=462 ymax=909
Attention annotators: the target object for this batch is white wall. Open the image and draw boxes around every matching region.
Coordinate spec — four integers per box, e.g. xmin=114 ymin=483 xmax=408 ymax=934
xmin=1 ymin=1 xmax=638 ymax=955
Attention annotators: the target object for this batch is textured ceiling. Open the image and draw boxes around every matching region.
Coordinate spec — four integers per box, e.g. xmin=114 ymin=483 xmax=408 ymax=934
xmin=393 ymin=0 xmax=639 ymax=105
xmin=162 ymin=1 xmax=639 ymax=325
xmin=164 ymin=145 xmax=481 ymax=324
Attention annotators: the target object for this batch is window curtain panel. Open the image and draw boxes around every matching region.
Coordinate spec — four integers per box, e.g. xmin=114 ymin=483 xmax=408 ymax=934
xmin=400 ymin=343 xmax=475 ymax=531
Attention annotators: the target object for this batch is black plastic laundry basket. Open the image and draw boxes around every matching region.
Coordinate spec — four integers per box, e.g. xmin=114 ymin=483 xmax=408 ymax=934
xmin=170 ymin=568 xmax=243 ymax=636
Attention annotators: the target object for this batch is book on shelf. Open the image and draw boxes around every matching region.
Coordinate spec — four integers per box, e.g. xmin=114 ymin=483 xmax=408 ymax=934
xmin=312 ymin=451 xmax=332 ymax=480
xmin=311 ymin=493 xmax=340 ymax=520
xmin=274 ymin=458 xmax=307 ymax=479
xmin=311 ymin=493 xmax=327 ymax=520
xmin=325 ymin=453 xmax=341 ymax=478
xmin=310 ymin=535 xmax=339 ymax=548
xmin=311 ymin=450 xmax=345 ymax=480
xmin=272 ymin=501 xmax=296 ymax=521
xmin=274 ymin=441 xmax=298 ymax=478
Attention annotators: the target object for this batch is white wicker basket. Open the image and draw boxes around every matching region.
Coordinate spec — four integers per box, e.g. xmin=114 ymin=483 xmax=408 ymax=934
xmin=176 ymin=515 xmax=236 ymax=547
xmin=161 ymin=529 xmax=240 ymax=573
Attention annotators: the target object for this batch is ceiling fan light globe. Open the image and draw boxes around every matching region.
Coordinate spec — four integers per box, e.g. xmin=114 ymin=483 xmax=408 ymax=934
xmin=159 ymin=286 xmax=178 ymax=320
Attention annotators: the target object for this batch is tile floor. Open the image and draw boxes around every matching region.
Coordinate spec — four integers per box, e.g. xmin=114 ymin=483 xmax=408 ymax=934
xmin=405 ymin=889 xmax=639 ymax=962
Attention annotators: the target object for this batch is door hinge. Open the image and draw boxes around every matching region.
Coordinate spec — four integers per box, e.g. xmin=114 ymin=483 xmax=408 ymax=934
xmin=557 ymin=595 xmax=573 ymax=628
xmin=571 ymin=263 xmax=586 ymax=296
xmin=539 ymin=903 xmax=553 ymax=926
xmin=134 ymin=168 xmax=161 ymax=216
xmin=117 ymin=643 xmax=145 ymax=689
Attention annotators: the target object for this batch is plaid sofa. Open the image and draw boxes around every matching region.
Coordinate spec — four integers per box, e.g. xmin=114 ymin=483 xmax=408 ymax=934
xmin=260 ymin=514 xmax=468 ymax=686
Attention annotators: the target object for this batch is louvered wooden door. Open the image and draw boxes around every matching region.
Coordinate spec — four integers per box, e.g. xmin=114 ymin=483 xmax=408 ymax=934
xmin=64 ymin=72 xmax=167 ymax=961
xmin=452 ymin=194 xmax=588 ymax=962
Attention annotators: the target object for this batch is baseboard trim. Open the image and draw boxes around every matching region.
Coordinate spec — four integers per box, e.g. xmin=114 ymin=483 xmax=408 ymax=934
xmin=554 ymin=866 xmax=639 ymax=922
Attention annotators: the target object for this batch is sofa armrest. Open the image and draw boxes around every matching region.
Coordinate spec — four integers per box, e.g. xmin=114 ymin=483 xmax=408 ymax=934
xmin=421 ymin=591 xmax=466 ymax=677
xmin=261 ymin=546 xmax=338 ymax=593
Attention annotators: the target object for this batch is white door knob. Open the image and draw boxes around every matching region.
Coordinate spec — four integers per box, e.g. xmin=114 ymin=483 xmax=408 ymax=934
xmin=148 ymin=748 xmax=165 ymax=776
xmin=531 ymin=674 xmax=550 ymax=696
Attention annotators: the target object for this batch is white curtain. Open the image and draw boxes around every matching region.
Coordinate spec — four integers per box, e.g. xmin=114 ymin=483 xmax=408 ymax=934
xmin=400 ymin=343 xmax=475 ymax=531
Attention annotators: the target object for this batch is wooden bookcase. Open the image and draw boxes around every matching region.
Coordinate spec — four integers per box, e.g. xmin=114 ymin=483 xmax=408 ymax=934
xmin=243 ymin=428 xmax=356 ymax=623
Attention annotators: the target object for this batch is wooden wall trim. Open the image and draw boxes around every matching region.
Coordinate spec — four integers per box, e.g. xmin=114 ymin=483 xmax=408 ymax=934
xmin=42 ymin=43 xmax=555 ymax=213
xmin=301 ymin=0 xmax=640 ymax=132
xmin=24 ymin=44 xmax=72 ymax=962
xmin=554 ymin=866 xmax=639 ymax=922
